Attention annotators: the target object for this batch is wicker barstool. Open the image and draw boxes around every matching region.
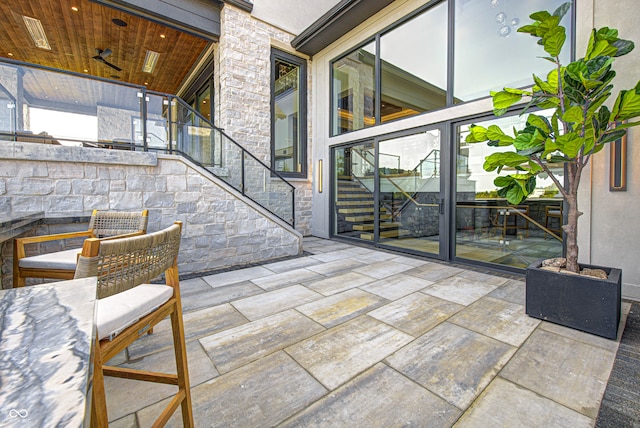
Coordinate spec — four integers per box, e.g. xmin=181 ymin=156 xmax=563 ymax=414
xmin=75 ymin=221 xmax=193 ymax=427
xmin=13 ymin=209 xmax=148 ymax=287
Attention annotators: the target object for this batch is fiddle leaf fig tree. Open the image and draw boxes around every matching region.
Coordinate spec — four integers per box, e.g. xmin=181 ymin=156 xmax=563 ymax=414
xmin=466 ymin=2 xmax=640 ymax=274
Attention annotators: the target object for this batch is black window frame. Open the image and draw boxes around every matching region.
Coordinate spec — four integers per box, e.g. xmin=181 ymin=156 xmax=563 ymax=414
xmin=329 ymin=0 xmax=576 ymax=137
xmin=270 ymin=48 xmax=308 ymax=178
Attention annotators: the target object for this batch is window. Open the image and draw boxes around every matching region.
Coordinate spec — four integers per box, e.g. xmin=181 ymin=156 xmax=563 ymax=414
xmin=332 ymin=41 xmax=376 ymax=135
xmin=271 ymin=49 xmax=307 ymax=177
xmin=330 ymin=0 xmax=573 ymax=136
xmin=454 ymin=0 xmax=572 ymax=102
xmin=380 ymin=2 xmax=448 ymax=123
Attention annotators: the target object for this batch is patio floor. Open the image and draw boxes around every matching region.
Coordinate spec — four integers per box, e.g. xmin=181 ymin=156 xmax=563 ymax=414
xmin=107 ymin=237 xmax=632 ymax=427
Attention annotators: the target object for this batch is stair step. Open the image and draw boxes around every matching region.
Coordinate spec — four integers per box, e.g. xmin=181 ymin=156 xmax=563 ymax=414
xmin=345 ymin=214 xmax=391 ymax=222
xmin=336 ymin=200 xmax=375 ymax=207
xmin=338 ymin=207 xmax=383 ymax=214
xmin=338 ymin=193 xmax=373 ymax=199
xmin=352 ymin=222 xmax=402 ymax=231
xmin=337 ymin=186 xmax=370 ymax=193
xmin=360 ymin=229 xmax=410 ymax=240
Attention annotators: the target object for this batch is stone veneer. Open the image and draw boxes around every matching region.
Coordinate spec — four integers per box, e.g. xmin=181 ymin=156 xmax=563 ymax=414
xmin=217 ymin=4 xmax=313 ymax=236
xmin=0 ymin=141 xmax=302 ymax=287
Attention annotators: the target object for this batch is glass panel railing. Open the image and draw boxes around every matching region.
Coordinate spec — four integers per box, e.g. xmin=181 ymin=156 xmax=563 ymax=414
xmin=167 ymin=95 xmax=295 ymax=225
xmin=0 ymin=62 xmax=145 ymax=149
xmin=244 ymin=153 xmax=295 ymax=224
xmin=143 ymin=93 xmax=170 ymax=152
xmin=0 ymin=61 xmax=296 ymax=227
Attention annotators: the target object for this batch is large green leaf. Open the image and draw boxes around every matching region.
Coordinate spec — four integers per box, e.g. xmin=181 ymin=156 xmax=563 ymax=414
xmin=543 ymin=26 xmax=566 ymax=57
xmin=612 ymin=39 xmax=635 ymax=57
xmin=587 ymin=39 xmax=619 ymax=60
xmin=483 ymin=152 xmax=530 ymax=171
xmin=486 ymin=125 xmax=515 ymax=146
xmin=562 ymin=105 xmax=585 ymax=123
xmin=466 ymin=125 xmax=487 ymax=143
xmin=599 ymin=128 xmax=626 ymax=144
xmin=530 ymin=11 xmax=551 ymax=21
xmin=527 ymin=114 xmax=552 ymax=133
xmin=514 ymin=128 xmax=545 ymax=151
xmin=556 ymin=132 xmax=583 ymax=158
xmin=612 ymin=88 xmax=640 ymax=120
xmin=553 ymin=2 xmax=572 ymax=20
xmin=492 ymin=90 xmax=523 ymax=111
xmin=532 ymin=73 xmax=557 ymax=94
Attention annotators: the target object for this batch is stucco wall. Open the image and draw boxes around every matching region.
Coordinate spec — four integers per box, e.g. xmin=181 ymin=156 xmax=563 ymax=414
xmin=581 ymin=0 xmax=640 ymax=300
xmin=0 ymin=142 xmax=302 ymax=286
xmin=216 ymin=4 xmax=313 ymax=235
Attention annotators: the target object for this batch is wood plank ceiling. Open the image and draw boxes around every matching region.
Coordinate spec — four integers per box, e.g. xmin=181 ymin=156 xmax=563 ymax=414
xmin=0 ymin=0 xmax=210 ymax=95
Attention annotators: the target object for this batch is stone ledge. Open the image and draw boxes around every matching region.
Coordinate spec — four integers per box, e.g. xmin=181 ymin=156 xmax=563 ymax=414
xmin=1 ymin=142 xmax=158 ymax=166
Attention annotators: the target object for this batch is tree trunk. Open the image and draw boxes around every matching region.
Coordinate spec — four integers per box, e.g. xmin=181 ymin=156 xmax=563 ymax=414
xmin=563 ymin=192 xmax=581 ymax=273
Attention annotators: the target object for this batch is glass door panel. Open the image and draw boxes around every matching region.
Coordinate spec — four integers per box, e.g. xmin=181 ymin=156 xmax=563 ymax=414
xmin=455 ymin=113 xmax=563 ymax=268
xmin=333 ymin=141 xmax=376 ymax=240
xmin=378 ymin=130 xmax=442 ymax=256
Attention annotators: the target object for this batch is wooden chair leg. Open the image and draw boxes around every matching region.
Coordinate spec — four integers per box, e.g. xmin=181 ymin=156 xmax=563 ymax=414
xmin=91 ymin=337 xmax=109 ymax=428
xmin=171 ymin=304 xmax=193 ymax=427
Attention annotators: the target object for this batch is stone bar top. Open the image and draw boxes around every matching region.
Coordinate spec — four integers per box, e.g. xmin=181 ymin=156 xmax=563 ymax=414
xmin=0 ymin=277 xmax=97 ymax=427
xmin=0 ymin=211 xmax=44 ymax=243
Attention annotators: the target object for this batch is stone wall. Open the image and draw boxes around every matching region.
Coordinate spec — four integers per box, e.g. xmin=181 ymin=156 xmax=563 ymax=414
xmin=0 ymin=142 xmax=302 ymax=287
xmin=217 ymin=4 xmax=313 ymax=235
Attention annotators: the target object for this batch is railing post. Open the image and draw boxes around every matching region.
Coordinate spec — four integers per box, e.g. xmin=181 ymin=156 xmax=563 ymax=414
xmin=139 ymin=88 xmax=148 ymax=152
xmin=166 ymin=96 xmax=173 ymax=154
xmin=241 ymin=149 xmax=246 ymax=195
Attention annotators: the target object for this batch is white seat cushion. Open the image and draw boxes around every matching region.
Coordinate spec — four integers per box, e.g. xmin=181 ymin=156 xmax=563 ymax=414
xmin=19 ymin=247 xmax=81 ymax=270
xmin=96 ymin=284 xmax=173 ymax=340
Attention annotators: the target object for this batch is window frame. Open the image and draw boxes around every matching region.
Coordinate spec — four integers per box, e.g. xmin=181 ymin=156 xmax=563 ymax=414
xmin=270 ymin=48 xmax=308 ymax=178
xmin=329 ymin=0 xmax=576 ymax=137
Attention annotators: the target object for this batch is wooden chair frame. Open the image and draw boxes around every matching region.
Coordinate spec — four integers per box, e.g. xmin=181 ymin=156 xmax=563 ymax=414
xmin=75 ymin=221 xmax=193 ymax=427
xmin=13 ymin=209 xmax=148 ymax=287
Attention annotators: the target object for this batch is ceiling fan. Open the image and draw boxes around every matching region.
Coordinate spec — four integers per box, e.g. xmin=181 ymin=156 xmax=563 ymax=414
xmin=92 ymin=48 xmax=122 ymax=72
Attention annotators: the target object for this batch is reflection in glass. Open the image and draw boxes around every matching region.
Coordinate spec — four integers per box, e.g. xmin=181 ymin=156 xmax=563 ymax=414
xmin=332 ymin=41 xmax=376 ymax=135
xmin=274 ymin=57 xmax=302 ymax=173
xmin=380 ymin=2 xmax=448 ymax=123
xmin=378 ymin=131 xmax=441 ymax=256
xmin=454 ymin=0 xmax=572 ymax=102
xmin=455 ymin=112 xmax=563 ymax=268
xmin=333 ymin=142 xmax=376 ymax=238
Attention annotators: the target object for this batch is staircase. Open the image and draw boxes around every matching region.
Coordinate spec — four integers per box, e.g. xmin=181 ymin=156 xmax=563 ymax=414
xmin=336 ymin=177 xmax=408 ymax=240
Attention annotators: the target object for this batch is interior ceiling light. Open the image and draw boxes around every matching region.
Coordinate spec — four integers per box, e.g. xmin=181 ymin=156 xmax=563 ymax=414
xmin=71 ymin=6 xmax=79 ymax=11
xmin=160 ymin=34 xmax=166 ymax=39
xmin=112 ymin=18 xmax=128 ymax=27
xmin=142 ymin=50 xmax=160 ymax=73
xmin=22 ymin=16 xmax=51 ymax=50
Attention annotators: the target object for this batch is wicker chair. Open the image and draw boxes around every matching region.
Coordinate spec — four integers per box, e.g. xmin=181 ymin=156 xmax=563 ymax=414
xmin=75 ymin=221 xmax=193 ymax=427
xmin=13 ymin=209 xmax=149 ymax=287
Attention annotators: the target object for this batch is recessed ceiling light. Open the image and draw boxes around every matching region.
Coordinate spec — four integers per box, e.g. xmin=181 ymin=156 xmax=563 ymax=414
xmin=71 ymin=6 xmax=79 ymax=12
xmin=160 ymin=34 xmax=166 ymax=39
xmin=142 ymin=50 xmax=160 ymax=73
xmin=112 ymin=18 xmax=127 ymax=27
xmin=144 ymin=82 xmax=148 ymax=85
xmin=22 ymin=16 xmax=51 ymax=50
xmin=111 ymin=75 xmax=121 ymax=79
xmin=83 ymin=69 xmax=88 ymax=72
xmin=8 ymin=52 xmax=13 ymax=56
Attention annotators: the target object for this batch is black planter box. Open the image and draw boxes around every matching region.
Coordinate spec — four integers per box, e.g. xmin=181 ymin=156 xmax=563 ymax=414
xmin=526 ymin=261 xmax=622 ymax=340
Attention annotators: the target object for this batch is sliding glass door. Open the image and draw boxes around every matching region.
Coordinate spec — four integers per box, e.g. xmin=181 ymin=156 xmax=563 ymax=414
xmin=331 ymin=127 xmax=445 ymax=258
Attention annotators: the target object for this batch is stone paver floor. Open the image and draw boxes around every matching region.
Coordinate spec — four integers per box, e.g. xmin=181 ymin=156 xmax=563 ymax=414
xmin=108 ymin=237 xmax=632 ymax=427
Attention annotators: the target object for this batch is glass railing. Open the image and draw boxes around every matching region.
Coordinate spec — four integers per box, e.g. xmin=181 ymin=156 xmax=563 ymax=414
xmin=0 ymin=60 xmax=295 ymax=226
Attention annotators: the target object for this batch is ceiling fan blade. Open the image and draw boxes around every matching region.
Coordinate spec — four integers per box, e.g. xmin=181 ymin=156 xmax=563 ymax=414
xmin=103 ymin=60 xmax=122 ymax=72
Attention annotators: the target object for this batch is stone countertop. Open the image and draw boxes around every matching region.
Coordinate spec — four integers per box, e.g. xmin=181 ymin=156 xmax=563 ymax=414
xmin=0 ymin=212 xmax=92 ymax=243
xmin=0 ymin=277 xmax=97 ymax=427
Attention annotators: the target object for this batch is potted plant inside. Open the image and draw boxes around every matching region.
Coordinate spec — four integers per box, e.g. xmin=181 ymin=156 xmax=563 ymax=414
xmin=466 ymin=2 xmax=640 ymax=339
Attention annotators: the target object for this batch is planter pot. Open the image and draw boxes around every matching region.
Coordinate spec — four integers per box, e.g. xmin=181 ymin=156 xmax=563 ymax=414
xmin=525 ymin=260 xmax=622 ymax=340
